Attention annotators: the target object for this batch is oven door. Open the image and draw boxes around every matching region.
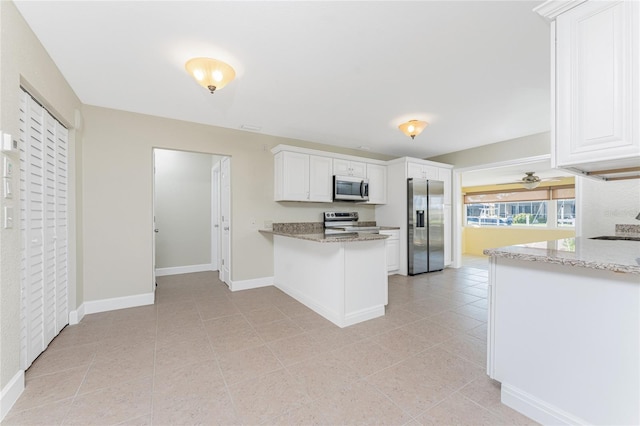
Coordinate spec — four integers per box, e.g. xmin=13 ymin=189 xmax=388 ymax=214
xmin=334 ymin=176 xmax=369 ymax=201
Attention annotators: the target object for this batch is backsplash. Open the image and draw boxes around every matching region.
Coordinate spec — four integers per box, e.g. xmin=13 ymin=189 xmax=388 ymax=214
xmin=616 ymin=224 xmax=640 ymax=236
xmin=272 ymin=222 xmax=324 ymax=234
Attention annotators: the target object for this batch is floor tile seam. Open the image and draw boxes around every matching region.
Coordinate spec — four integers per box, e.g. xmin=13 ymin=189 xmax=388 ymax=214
xmin=358 ymin=375 xmax=420 ymax=423
xmin=209 ymin=338 xmax=243 ymax=425
xmin=430 ymin=342 xmax=487 ymax=370
xmin=56 ymin=353 xmax=95 ymax=426
xmin=148 ymin=305 xmax=160 ymax=426
xmin=224 ymin=368 xmax=302 ymax=425
xmin=3 ymin=395 xmax=75 ymax=421
xmin=408 ymin=387 xmax=469 ymax=421
xmin=454 ymin=300 xmax=488 ymax=316
xmin=454 ymin=390 xmax=506 ymax=420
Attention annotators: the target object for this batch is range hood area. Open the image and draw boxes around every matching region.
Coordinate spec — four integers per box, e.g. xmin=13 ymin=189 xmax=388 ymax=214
xmin=562 ymin=160 xmax=640 ymax=182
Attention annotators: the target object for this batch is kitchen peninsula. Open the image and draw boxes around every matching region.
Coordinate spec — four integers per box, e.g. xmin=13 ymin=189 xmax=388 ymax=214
xmin=260 ymin=222 xmax=389 ymax=327
xmin=484 ymin=234 xmax=640 ymax=425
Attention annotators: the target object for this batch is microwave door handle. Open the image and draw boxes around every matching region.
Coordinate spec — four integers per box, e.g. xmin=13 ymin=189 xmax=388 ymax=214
xmin=360 ymin=181 xmax=364 ymax=198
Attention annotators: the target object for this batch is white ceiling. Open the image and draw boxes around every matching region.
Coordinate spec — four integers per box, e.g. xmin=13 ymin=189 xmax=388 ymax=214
xmin=461 ymin=159 xmax=572 ymax=187
xmin=14 ymin=0 xmax=550 ymax=159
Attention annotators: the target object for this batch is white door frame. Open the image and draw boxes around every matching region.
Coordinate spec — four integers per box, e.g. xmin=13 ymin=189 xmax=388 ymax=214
xmin=211 ymin=161 xmax=220 ymax=271
xmin=452 ymin=154 xmax=552 ymax=268
xmin=220 ymin=157 xmax=231 ymax=286
xmin=152 ymin=149 xmax=231 ymax=283
xmin=152 ymin=150 xmax=157 ymax=293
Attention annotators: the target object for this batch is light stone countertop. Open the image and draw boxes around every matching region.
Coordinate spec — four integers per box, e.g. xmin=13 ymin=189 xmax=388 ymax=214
xmin=483 ymin=237 xmax=640 ymax=275
xmin=259 ymin=229 xmax=389 ymax=243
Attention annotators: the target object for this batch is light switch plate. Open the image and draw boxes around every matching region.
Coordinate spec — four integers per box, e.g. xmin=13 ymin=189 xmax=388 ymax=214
xmin=3 ymin=177 xmax=12 ymax=199
xmin=3 ymin=156 xmax=13 ymax=177
xmin=4 ymin=206 xmax=13 ymax=229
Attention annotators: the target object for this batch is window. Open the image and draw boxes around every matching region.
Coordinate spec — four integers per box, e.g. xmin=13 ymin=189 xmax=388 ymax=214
xmin=556 ymin=199 xmax=575 ymax=227
xmin=464 ymin=185 xmax=575 ymax=228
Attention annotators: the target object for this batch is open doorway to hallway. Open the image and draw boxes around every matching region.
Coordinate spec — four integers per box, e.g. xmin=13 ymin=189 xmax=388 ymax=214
xmin=153 ymin=149 xmax=231 ymax=288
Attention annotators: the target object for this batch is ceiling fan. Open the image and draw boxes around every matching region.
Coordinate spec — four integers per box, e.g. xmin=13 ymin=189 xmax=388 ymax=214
xmin=498 ymin=172 xmax=562 ymax=190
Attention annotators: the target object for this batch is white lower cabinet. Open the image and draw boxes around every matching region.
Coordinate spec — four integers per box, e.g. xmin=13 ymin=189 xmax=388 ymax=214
xmin=380 ymin=230 xmax=400 ymax=273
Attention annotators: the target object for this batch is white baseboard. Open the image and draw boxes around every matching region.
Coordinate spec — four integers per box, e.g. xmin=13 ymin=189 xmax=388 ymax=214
xmin=68 ymin=303 xmax=85 ymax=325
xmin=342 ymin=305 xmax=385 ymax=327
xmin=83 ymin=292 xmax=155 ymax=316
xmin=501 ymin=383 xmax=588 ymax=425
xmin=0 ymin=370 xmax=24 ymax=421
xmin=229 ymin=276 xmax=273 ymax=292
xmin=275 ymin=282 xmax=342 ymax=326
xmin=155 ymin=263 xmax=214 ymax=277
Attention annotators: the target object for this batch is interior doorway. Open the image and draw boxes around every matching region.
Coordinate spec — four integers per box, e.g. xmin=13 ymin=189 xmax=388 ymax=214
xmin=152 ymin=149 xmax=231 ymax=287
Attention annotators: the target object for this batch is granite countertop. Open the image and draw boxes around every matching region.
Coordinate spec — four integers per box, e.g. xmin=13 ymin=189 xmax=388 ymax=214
xmin=259 ymin=221 xmax=396 ymax=243
xmin=483 ymin=237 xmax=640 ymax=275
xmin=259 ymin=229 xmax=389 ymax=243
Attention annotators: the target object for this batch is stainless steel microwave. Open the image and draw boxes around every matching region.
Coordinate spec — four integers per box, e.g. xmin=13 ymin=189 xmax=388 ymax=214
xmin=333 ymin=175 xmax=369 ymax=202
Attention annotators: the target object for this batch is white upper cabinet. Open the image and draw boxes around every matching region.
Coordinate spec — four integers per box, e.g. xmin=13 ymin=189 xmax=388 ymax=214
xmin=272 ymin=145 xmax=386 ymax=204
xmin=366 ymin=163 xmax=387 ymax=205
xmin=438 ymin=168 xmax=452 ymax=205
xmin=309 ymin=155 xmax=334 ymax=202
xmin=334 ymin=159 xmax=367 ymax=178
xmin=407 ymin=162 xmax=439 ymax=180
xmin=539 ymin=0 xmax=639 ymax=174
xmin=274 ymin=151 xmax=333 ymax=202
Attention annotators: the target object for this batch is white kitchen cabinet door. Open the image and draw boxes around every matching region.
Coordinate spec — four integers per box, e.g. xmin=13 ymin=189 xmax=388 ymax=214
xmin=407 ymin=162 xmax=438 ymax=180
xmin=366 ymin=163 xmax=387 ymax=204
xmin=274 ymin=151 xmax=333 ymax=202
xmin=309 ymin=155 xmax=333 ymax=202
xmin=443 ymin=205 xmax=452 ymax=266
xmin=334 ymin=159 xmax=366 ymax=178
xmin=380 ymin=230 xmax=400 ymax=273
xmin=276 ymin=151 xmax=310 ymax=201
xmin=438 ymin=168 xmax=452 ymax=205
xmin=555 ymin=0 xmax=639 ymax=167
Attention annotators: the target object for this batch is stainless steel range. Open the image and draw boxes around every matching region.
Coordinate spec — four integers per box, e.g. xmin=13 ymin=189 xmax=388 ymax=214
xmin=323 ymin=212 xmax=380 ymax=236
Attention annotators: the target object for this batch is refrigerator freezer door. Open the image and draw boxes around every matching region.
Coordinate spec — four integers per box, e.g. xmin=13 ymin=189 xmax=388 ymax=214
xmin=427 ymin=180 xmax=445 ymax=271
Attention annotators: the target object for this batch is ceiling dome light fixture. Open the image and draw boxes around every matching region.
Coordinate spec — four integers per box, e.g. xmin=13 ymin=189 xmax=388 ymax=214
xmin=185 ymin=57 xmax=236 ymax=94
xmin=399 ymin=120 xmax=429 ymax=139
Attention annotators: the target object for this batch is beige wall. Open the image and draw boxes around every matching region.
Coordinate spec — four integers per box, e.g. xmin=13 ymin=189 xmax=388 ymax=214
xmin=0 ymin=1 xmax=82 ymax=389
xmin=428 ymin=132 xmax=550 ymax=167
xmin=81 ymin=105 xmax=388 ymax=302
xmin=463 ymin=227 xmax=575 ymax=255
xmin=154 ymin=149 xmax=216 ymax=268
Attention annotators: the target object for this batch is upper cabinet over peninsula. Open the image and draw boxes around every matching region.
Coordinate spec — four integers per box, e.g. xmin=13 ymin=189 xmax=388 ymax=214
xmin=535 ymin=0 xmax=640 ymax=180
xmin=271 ymin=145 xmax=388 ymax=204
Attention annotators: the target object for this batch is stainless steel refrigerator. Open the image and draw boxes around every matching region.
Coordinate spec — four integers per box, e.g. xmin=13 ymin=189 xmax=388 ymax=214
xmin=408 ymin=178 xmax=444 ymax=275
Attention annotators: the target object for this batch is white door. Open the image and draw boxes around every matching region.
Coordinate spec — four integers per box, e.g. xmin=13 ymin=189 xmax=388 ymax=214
xmin=152 ymin=150 xmax=157 ymax=293
xmin=19 ymin=89 xmax=68 ymax=369
xmin=211 ymin=162 xmax=220 ymax=271
xmin=220 ymin=157 xmax=231 ymax=285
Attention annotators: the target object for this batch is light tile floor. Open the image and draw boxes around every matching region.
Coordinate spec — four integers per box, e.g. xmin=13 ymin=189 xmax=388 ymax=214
xmin=3 ymin=255 xmax=537 ymax=425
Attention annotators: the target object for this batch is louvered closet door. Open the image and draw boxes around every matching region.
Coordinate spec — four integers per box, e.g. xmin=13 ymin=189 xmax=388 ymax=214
xmin=19 ymin=89 xmax=69 ymax=369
